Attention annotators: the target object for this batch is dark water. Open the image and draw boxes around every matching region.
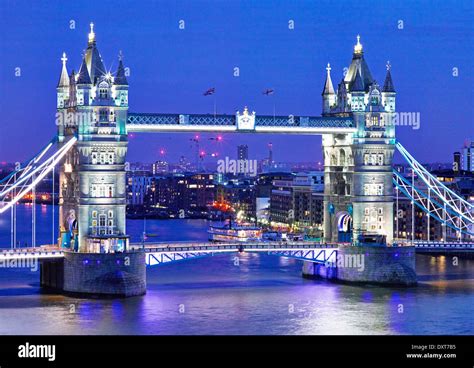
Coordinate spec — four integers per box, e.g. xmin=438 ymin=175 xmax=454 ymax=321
xmin=0 ymin=205 xmax=473 ymax=335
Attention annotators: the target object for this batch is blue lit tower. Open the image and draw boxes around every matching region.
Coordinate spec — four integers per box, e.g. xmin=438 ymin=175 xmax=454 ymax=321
xmin=57 ymin=24 xmax=129 ymax=252
xmin=322 ymin=36 xmax=396 ymax=244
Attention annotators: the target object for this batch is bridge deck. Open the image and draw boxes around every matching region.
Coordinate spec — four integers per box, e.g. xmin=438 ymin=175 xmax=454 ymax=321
xmin=1 ymin=241 xmax=472 ymax=263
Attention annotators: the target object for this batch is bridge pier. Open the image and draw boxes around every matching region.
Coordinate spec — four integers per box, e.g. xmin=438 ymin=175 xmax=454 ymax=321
xmin=302 ymin=245 xmax=417 ymax=286
xmin=40 ymin=259 xmax=64 ymax=292
xmin=40 ymin=251 xmax=146 ymax=297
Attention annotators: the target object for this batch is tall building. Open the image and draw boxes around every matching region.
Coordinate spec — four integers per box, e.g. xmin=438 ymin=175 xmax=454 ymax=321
xmin=453 ymin=152 xmax=461 ymax=172
xmin=462 ymin=141 xmax=474 ymax=172
xmin=237 ymin=145 xmax=248 ymax=161
xmin=57 ymin=24 xmax=129 ymax=252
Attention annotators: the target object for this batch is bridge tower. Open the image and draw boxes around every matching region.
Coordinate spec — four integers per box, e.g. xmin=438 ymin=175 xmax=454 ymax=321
xmin=322 ymin=36 xmax=396 ymax=244
xmin=57 ymin=24 xmax=129 ymax=253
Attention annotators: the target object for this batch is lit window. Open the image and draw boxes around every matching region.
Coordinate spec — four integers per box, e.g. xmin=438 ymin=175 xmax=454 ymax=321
xmin=364 ymin=153 xmax=370 ymax=165
xmin=364 ymin=183 xmax=384 ymax=196
xmin=99 ymin=109 xmax=108 ymax=122
xmin=377 ymin=154 xmax=384 ymax=165
xmin=99 ymin=88 xmax=108 ymax=99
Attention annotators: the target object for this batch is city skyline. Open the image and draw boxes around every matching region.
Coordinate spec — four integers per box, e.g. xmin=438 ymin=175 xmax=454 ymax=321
xmin=1 ymin=0 xmax=473 ymax=164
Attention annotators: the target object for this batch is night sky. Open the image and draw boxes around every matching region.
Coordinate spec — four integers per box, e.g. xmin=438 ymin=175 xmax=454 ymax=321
xmin=0 ymin=0 xmax=473 ymax=165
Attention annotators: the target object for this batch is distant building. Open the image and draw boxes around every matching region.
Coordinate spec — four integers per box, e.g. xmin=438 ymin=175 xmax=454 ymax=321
xmin=254 ymin=172 xmax=293 ymax=224
xmin=177 ymin=156 xmax=193 ymax=173
xmin=145 ymin=173 xmax=216 ymax=215
xmin=127 ymin=175 xmax=153 ymax=205
xmin=152 ymin=160 xmax=169 ymax=175
xmin=453 ymin=152 xmax=461 ymax=172
xmin=462 ymin=141 xmax=474 ymax=172
xmin=269 ymin=172 xmax=324 ymax=235
xmin=216 ymin=181 xmax=256 ymax=222
xmin=237 ymin=145 xmax=248 ymax=161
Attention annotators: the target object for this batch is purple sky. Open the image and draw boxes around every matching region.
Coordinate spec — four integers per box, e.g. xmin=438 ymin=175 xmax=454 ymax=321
xmin=0 ymin=0 xmax=473 ymax=165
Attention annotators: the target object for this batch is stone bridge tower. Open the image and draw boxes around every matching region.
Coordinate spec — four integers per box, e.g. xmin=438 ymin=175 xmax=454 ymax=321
xmin=322 ymin=36 xmax=396 ymax=244
xmin=57 ymin=24 xmax=129 ymax=252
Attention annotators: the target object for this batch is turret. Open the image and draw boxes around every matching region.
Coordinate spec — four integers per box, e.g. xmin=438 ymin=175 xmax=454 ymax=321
xmin=76 ymin=57 xmax=92 ymax=106
xmin=68 ymin=70 xmax=77 ymax=107
xmin=322 ymin=63 xmax=336 ymax=115
xmin=57 ymin=53 xmax=70 ymax=108
xmin=335 ymin=78 xmax=349 ymax=112
xmin=382 ymin=61 xmax=396 ymax=113
xmin=350 ymin=63 xmax=365 ymax=112
xmin=112 ymin=52 xmax=129 ymax=135
xmin=113 ymin=51 xmax=129 ymax=108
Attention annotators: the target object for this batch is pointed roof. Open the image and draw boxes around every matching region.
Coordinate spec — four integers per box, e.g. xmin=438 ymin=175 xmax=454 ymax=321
xmin=114 ymin=53 xmax=128 ymax=85
xmin=322 ymin=63 xmax=335 ymax=95
xmin=84 ymin=23 xmax=106 ymax=83
xmin=338 ymin=78 xmax=347 ymax=94
xmin=57 ymin=52 xmax=70 ymax=88
xmin=351 ymin=65 xmax=364 ymax=92
xmin=382 ymin=61 xmax=395 ymax=93
xmin=69 ymin=70 xmax=76 ymax=85
xmin=76 ymin=57 xmax=92 ymax=84
xmin=344 ymin=35 xmax=374 ymax=92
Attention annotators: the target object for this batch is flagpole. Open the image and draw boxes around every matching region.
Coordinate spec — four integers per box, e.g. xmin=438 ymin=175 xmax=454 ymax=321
xmin=214 ymin=94 xmax=216 ymax=119
xmin=273 ymin=94 xmax=275 ymax=122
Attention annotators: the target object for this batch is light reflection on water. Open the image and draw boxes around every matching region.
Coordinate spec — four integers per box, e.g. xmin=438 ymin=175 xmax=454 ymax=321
xmin=0 ymin=205 xmax=472 ymax=335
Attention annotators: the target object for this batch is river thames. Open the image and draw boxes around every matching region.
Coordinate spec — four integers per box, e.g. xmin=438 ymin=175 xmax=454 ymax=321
xmin=0 ymin=205 xmax=472 ymax=335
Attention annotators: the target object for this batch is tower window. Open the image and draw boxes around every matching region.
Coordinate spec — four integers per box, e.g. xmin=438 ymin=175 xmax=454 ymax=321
xmin=99 ymin=109 xmax=108 ymax=122
xmin=377 ymin=154 xmax=384 ymax=165
xmin=99 ymin=88 xmax=108 ymax=99
xmin=364 ymin=183 xmax=384 ymax=196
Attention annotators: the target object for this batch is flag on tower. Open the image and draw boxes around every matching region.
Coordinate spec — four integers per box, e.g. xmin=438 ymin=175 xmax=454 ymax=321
xmin=203 ymin=87 xmax=215 ymax=96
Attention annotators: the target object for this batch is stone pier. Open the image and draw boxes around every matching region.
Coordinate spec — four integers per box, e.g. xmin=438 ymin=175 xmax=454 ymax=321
xmin=303 ymin=245 xmax=417 ymax=286
xmin=41 ymin=251 xmax=146 ymax=297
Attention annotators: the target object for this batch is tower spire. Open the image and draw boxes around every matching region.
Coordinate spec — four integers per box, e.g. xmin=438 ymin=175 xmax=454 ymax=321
xmin=88 ymin=22 xmax=95 ymax=44
xmin=114 ymin=51 xmax=128 ymax=85
xmin=322 ymin=62 xmax=335 ymax=95
xmin=382 ymin=60 xmax=395 ymax=92
xmin=57 ymin=52 xmax=70 ymax=87
xmin=354 ymin=34 xmax=363 ymax=54
xmin=84 ymin=22 xmax=106 ymax=82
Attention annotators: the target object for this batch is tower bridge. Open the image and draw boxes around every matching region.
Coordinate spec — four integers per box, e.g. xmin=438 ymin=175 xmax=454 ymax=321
xmin=0 ymin=25 xmax=472 ymax=297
